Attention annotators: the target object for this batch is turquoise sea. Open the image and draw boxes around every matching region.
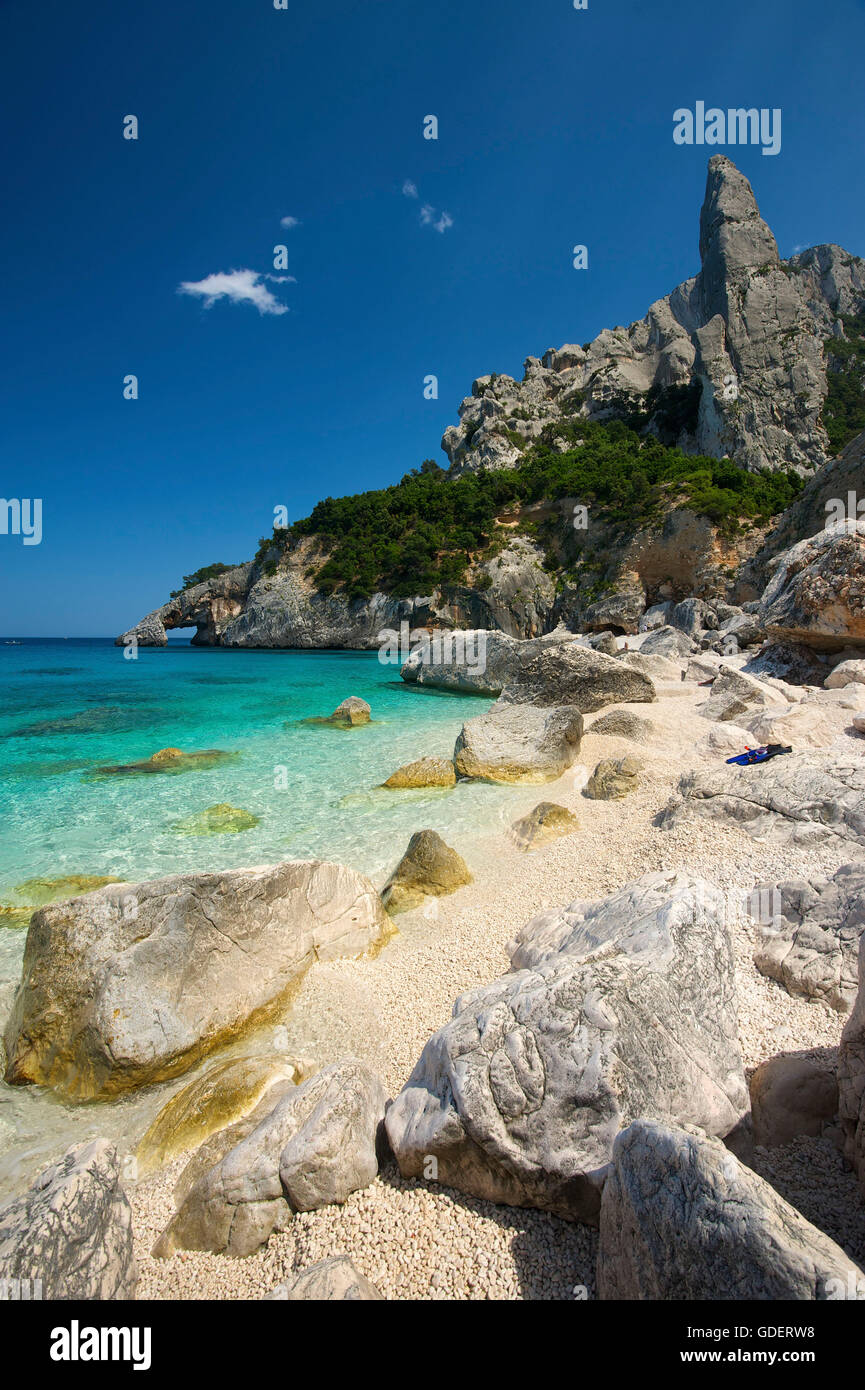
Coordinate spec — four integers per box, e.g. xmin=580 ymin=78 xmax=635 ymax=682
xmin=0 ymin=638 xmax=538 ymax=1195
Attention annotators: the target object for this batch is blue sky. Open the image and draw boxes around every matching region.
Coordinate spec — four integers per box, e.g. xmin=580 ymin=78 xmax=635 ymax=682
xmin=2 ymin=0 xmax=864 ymax=636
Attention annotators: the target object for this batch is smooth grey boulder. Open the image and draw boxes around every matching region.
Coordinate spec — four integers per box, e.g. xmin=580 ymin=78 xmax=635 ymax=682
xmin=154 ymin=1059 xmax=386 ymax=1257
xmin=639 ymin=602 xmax=673 ymax=632
xmin=640 ymin=624 xmax=695 ymax=658
xmin=597 ymin=1119 xmax=863 ymax=1300
xmin=265 ymin=1256 xmax=384 ymax=1301
xmin=839 ymin=935 xmax=865 ymax=1193
xmin=386 ymin=871 xmax=748 ymax=1225
xmin=669 ymin=599 xmax=710 ymax=637
xmin=720 ymin=611 xmax=766 ymax=649
xmin=753 ymin=864 xmax=865 ymax=1012
xmin=4 ymin=862 xmax=391 ymax=1100
xmin=618 ymin=650 xmax=683 ymax=682
xmin=400 ymin=630 xmax=566 ymax=696
xmin=661 ymin=753 xmax=865 ymax=848
xmin=698 ymin=666 xmax=782 ymax=722
xmin=0 ymin=1139 xmax=137 ymax=1300
xmin=588 ymin=709 xmax=654 ymax=741
xmin=454 ymin=702 xmax=583 ymax=783
xmin=498 ymin=644 xmax=656 ymax=713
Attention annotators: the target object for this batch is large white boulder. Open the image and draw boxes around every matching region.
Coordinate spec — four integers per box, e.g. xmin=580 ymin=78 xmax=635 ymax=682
xmin=3 ymin=862 xmax=391 ymax=1100
xmin=385 ymin=872 xmax=748 ymax=1224
xmin=598 ymin=1119 xmax=863 ymax=1300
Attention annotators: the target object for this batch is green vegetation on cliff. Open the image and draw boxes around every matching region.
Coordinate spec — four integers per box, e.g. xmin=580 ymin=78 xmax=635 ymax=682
xmin=284 ymin=420 xmax=802 ymax=601
xmin=170 ymin=563 xmax=239 ymax=598
xmin=824 ymin=312 xmax=865 ymax=454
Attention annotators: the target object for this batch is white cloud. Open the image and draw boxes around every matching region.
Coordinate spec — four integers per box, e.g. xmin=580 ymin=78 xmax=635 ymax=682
xmin=178 ymin=269 xmax=289 ymax=316
xmin=280 ymin=215 xmax=301 ymax=229
xmin=408 ymin=187 xmax=454 ymax=233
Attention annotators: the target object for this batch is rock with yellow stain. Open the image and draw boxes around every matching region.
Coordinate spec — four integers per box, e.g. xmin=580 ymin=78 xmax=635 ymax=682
xmin=3 ymin=861 xmax=391 ymax=1100
xmin=172 ymin=803 xmax=260 ymax=835
xmin=136 ymin=1054 xmax=310 ymax=1174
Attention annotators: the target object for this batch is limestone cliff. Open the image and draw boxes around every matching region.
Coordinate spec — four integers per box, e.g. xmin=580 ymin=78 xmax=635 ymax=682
xmin=117 ymin=157 xmax=864 ymax=650
xmin=442 ymin=157 xmax=864 ymax=478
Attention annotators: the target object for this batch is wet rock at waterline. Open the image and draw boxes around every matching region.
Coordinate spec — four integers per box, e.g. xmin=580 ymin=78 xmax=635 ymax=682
xmin=136 ymin=1053 xmax=311 ymax=1174
xmin=382 ymin=830 xmax=472 ymax=915
xmin=510 ymin=802 xmax=579 ymax=850
xmin=382 ymin=756 xmax=456 ymax=789
xmin=3 ymin=861 xmax=391 ymax=1099
xmin=454 ymin=703 xmax=584 ymax=783
xmin=154 ymin=1059 xmax=386 ymax=1257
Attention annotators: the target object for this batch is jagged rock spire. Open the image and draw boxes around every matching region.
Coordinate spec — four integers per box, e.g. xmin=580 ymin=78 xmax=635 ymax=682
xmin=699 ymin=155 xmax=779 ymax=318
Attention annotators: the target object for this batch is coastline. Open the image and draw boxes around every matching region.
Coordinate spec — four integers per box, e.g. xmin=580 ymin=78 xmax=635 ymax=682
xmin=126 ymin=684 xmax=865 ymax=1299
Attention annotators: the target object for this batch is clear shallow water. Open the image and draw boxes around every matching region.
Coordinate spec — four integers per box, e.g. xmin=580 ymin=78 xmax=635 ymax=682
xmin=0 ymin=638 xmax=538 ymax=1197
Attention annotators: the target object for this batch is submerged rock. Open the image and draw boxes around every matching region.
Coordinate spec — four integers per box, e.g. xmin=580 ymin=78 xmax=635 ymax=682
xmin=135 ymin=1054 xmax=309 ymax=1174
xmin=382 ymin=756 xmax=456 ymax=789
xmin=3 ymin=861 xmax=391 ymax=1099
xmin=510 ymin=802 xmax=579 ymax=850
xmin=329 ymin=697 xmax=371 ymax=727
xmin=382 ymin=830 xmax=472 ymax=915
xmin=0 ymin=875 xmax=124 ymax=933
xmin=0 ymin=1139 xmax=137 ymax=1300
xmin=9 ymin=874 xmax=122 ymax=907
xmin=87 ymin=747 xmax=240 ymax=779
xmin=172 ymin=803 xmax=260 ymax=835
